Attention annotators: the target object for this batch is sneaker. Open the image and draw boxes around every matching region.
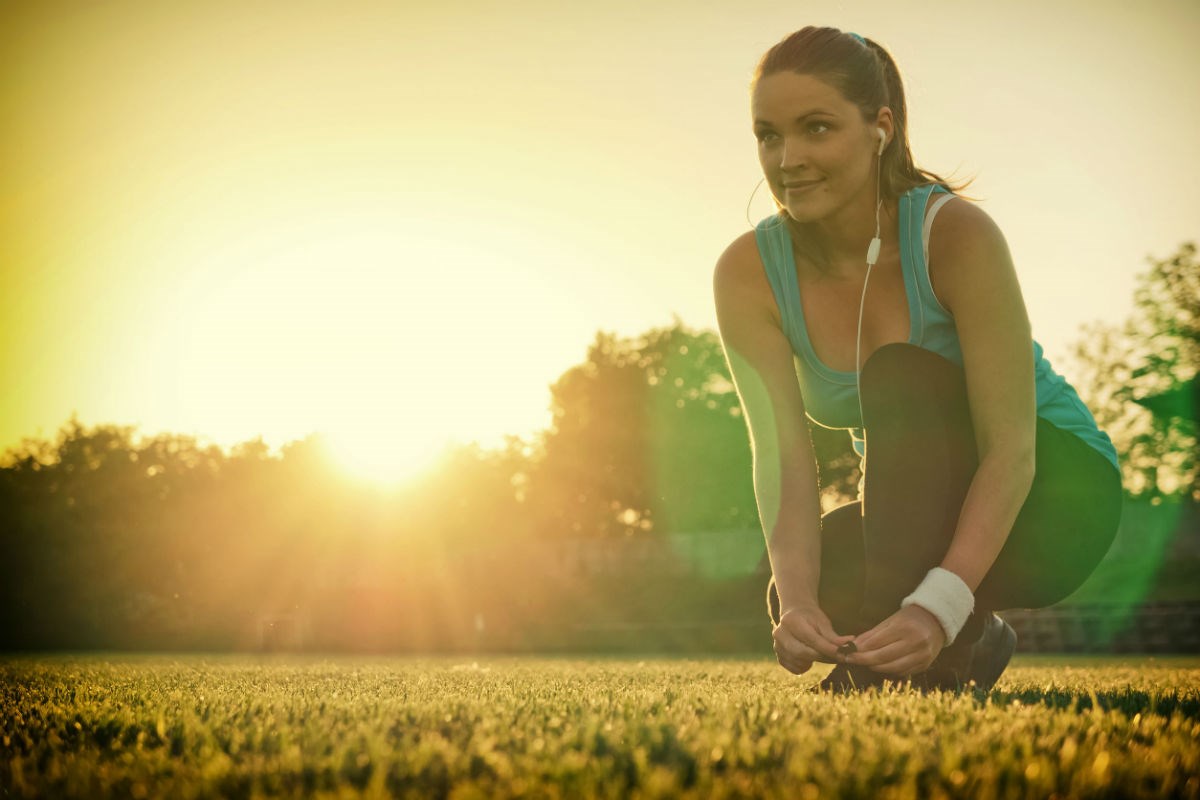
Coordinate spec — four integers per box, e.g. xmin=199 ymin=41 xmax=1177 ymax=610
xmin=966 ymin=613 xmax=1017 ymax=691
xmin=813 ymin=613 xmax=1017 ymax=695
xmin=814 ymin=663 xmax=892 ymax=694
xmin=916 ymin=635 xmax=977 ymax=693
xmin=917 ymin=613 xmax=1018 ymax=692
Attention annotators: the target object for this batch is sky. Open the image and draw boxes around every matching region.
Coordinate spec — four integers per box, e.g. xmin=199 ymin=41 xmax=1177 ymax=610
xmin=2 ymin=0 xmax=1197 ymax=483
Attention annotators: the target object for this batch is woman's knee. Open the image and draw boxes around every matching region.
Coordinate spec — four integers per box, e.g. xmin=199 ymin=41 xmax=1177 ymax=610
xmin=860 ymin=344 xmax=962 ymax=399
xmin=821 ymin=501 xmax=862 ymax=538
xmin=860 ymin=343 xmax=925 ymax=386
xmin=860 ymin=343 xmax=971 ymax=430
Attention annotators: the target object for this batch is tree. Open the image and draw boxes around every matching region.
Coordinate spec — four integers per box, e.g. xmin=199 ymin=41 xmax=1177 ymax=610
xmin=526 ymin=317 xmax=858 ymax=538
xmin=1067 ymin=242 xmax=1198 ymax=499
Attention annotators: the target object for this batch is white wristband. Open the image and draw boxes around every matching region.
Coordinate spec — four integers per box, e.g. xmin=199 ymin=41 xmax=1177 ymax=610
xmin=901 ymin=567 xmax=975 ymax=646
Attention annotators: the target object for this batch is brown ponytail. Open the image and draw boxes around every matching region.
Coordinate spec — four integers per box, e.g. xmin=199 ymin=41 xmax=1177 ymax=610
xmin=860 ymin=37 xmax=961 ymax=200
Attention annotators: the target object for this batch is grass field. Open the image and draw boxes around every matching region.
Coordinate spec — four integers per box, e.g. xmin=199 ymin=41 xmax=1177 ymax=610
xmin=2 ymin=654 xmax=1198 ymax=799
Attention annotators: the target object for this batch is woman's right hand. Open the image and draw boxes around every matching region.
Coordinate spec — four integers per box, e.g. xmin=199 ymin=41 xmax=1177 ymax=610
xmin=772 ymin=604 xmax=856 ymax=675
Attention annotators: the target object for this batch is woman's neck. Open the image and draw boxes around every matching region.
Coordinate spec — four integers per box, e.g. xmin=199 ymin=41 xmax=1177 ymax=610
xmin=800 ymin=195 xmax=899 ymax=280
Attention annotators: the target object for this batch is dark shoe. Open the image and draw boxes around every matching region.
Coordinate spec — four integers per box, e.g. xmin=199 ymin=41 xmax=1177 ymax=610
xmin=814 ymin=663 xmax=892 ymax=694
xmin=917 ymin=637 xmax=976 ymax=692
xmin=902 ymin=613 xmax=1017 ymax=693
xmin=813 ymin=613 xmax=1017 ymax=695
xmin=966 ymin=613 xmax=1017 ymax=691
xmin=918 ymin=613 xmax=1018 ymax=692
xmin=907 ymin=664 xmax=965 ymax=693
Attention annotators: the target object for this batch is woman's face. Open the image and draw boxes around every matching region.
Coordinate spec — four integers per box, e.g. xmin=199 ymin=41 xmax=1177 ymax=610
xmin=751 ymin=72 xmax=882 ymax=225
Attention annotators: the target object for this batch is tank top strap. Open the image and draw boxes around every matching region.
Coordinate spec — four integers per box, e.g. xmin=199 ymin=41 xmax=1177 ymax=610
xmin=899 ymin=184 xmax=954 ymax=344
xmin=754 ymin=215 xmax=809 ymax=359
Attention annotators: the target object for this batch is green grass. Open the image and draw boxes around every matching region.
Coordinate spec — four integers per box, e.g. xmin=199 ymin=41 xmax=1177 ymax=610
xmin=2 ymin=654 xmax=1198 ymax=799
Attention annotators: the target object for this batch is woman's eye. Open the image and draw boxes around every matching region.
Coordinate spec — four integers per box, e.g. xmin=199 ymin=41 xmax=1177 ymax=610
xmin=756 ymin=130 xmax=779 ymax=144
xmin=807 ymin=121 xmax=831 ymax=135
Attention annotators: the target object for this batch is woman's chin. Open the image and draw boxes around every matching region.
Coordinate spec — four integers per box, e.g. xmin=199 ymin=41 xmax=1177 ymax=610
xmin=783 ymin=205 xmax=823 ymax=224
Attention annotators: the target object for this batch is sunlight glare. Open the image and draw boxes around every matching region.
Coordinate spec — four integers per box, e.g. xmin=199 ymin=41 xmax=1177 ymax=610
xmin=323 ymin=422 xmax=450 ymax=487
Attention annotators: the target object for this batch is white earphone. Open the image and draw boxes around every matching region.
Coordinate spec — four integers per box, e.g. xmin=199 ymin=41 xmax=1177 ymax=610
xmin=866 ymin=128 xmax=887 ymax=264
xmin=855 ymin=126 xmax=890 ymax=441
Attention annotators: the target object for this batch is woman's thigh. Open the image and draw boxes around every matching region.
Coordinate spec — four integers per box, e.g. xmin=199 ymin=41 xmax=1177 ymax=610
xmin=976 ymin=419 xmax=1123 ymax=611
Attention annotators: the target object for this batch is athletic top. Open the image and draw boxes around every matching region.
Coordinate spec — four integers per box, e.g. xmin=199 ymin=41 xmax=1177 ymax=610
xmin=754 ymin=183 xmax=1120 ymax=473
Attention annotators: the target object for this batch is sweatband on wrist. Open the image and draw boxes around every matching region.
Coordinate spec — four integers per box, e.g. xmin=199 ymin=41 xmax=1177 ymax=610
xmin=901 ymin=567 xmax=975 ymax=645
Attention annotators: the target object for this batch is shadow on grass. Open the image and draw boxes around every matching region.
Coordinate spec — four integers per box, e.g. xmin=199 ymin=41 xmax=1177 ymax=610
xmin=971 ymin=687 xmax=1200 ymax=719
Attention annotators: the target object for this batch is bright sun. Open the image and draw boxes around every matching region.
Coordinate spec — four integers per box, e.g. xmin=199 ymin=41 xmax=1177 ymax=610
xmin=323 ymin=423 xmax=451 ymax=488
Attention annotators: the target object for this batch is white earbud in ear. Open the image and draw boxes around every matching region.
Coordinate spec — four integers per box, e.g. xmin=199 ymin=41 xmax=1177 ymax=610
xmin=865 ymin=129 xmax=887 ymax=264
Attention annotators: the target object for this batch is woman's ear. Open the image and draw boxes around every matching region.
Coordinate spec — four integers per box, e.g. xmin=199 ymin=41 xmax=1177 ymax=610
xmin=874 ymin=108 xmax=895 ymax=151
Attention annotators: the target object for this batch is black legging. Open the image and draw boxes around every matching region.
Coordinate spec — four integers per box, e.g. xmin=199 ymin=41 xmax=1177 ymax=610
xmin=768 ymin=343 xmax=1123 ymax=651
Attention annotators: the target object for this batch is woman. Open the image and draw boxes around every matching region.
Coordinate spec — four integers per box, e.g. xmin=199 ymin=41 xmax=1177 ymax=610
xmin=713 ymin=27 xmax=1122 ymax=692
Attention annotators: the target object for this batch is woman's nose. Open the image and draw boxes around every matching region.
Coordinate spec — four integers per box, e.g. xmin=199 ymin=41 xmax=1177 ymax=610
xmin=779 ymin=136 xmax=805 ymax=170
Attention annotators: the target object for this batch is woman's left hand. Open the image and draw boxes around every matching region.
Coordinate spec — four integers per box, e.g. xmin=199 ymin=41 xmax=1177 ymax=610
xmin=842 ymin=605 xmax=947 ymax=676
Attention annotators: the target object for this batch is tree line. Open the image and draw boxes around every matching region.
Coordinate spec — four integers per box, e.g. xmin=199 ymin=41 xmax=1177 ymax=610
xmin=0 ymin=244 xmax=1194 ymax=652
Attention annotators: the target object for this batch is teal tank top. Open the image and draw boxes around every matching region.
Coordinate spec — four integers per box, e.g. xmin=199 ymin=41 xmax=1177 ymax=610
xmin=755 ymin=183 xmax=1120 ymax=473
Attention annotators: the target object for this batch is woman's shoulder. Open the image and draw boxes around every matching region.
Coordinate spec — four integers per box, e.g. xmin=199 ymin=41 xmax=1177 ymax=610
xmin=716 ymin=214 xmax=795 ymax=283
xmin=714 ymin=228 xmax=785 ymax=331
xmin=713 ymin=229 xmax=766 ymax=292
xmin=925 ymin=191 xmax=1018 ymax=314
xmin=926 ymin=192 xmax=1009 ymax=263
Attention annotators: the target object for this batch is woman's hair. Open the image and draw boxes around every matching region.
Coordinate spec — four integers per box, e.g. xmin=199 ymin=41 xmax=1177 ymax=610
xmin=752 ymin=27 xmax=967 ymax=268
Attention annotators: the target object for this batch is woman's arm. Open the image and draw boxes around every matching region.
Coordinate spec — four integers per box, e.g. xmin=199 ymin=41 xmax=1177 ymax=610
xmin=927 ymin=198 xmax=1037 ymax=592
xmin=846 ymin=198 xmax=1038 ymax=676
xmin=713 ymin=231 xmax=852 ymax=671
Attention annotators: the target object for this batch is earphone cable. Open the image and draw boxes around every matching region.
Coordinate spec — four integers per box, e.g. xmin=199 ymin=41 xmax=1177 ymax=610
xmin=745 ymin=177 xmax=766 ymax=227
xmin=855 ymin=151 xmax=885 ymax=438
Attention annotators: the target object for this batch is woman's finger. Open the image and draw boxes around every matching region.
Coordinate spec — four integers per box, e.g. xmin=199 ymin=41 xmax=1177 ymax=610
xmin=801 ymin=618 xmax=849 ymax=662
xmin=781 ymin=614 xmax=842 ymax=660
xmin=850 ymin=622 xmax=903 ymax=655
xmin=815 ymin=617 xmax=855 ymax=647
xmin=866 ymin=652 xmax=929 ymax=678
xmin=779 ymin=657 xmax=814 ymax=676
xmin=773 ymin=625 xmax=823 ymax=664
xmin=846 ymin=639 xmax=911 ymax=669
xmin=773 ymin=636 xmax=816 ymax=674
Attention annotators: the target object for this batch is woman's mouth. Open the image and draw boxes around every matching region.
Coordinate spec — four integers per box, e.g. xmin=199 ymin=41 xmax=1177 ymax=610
xmin=783 ymin=179 xmax=823 ymax=194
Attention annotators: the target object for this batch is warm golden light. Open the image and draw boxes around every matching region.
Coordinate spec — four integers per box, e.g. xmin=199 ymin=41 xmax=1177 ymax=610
xmin=323 ymin=422 xmax=450 ymax=487
xmin=141 ymin=216 xmax=543 ymax=484
xmin=2 ymin=1 xmax=1195 ymax=465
